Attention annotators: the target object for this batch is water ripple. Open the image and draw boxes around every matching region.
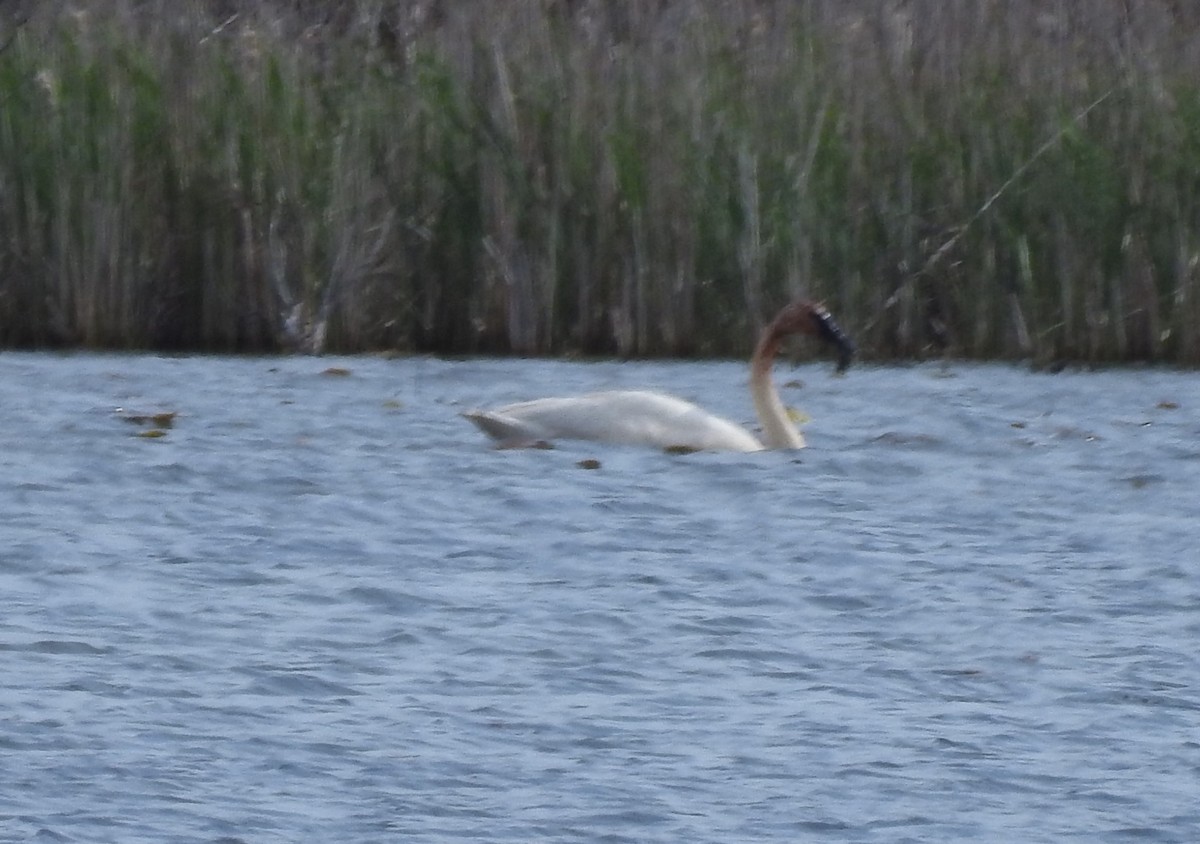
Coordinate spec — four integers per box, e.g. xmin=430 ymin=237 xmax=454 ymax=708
xmin=0 ymin=355 xmax=1197 ymax=843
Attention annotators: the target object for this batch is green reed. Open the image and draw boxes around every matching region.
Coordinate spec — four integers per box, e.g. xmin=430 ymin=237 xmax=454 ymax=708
xmin=1 ymin=1 xmax=1198 ymax=363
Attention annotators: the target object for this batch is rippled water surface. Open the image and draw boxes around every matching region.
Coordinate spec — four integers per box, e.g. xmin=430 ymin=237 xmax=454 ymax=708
xmin=2 ymin=352 xmax=1198 ymax=843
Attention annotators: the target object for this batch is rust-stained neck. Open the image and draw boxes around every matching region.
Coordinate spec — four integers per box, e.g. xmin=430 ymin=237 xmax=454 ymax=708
xmin=749 ymin=316 xmax=804 ymax=449
xmin=747 ymin=299 xmax=855 ymax=449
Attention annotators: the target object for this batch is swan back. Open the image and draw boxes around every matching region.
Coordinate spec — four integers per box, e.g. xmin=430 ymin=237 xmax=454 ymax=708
xmin=464 ymin=390 xmax=764 ymax=452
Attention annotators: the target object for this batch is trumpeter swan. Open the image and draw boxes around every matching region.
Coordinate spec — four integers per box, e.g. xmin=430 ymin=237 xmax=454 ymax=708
xmin=463 ymin=299 xmax=855 ymax=452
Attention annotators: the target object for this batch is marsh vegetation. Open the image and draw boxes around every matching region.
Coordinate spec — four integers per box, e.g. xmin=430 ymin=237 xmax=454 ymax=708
xmin=1 ymin=1 xmax=1198 ymax=363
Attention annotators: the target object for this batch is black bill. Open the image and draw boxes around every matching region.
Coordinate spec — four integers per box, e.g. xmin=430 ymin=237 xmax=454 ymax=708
xmin=813 ymin=307 xmax=856 ymax=373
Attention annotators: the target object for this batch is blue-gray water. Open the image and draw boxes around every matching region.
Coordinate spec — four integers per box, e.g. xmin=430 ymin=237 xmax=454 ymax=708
xmin=2 ymin=353 xmax=1197 ymax=843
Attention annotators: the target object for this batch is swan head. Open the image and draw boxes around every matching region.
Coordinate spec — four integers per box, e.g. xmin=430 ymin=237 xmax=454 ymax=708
xmin=772 ymin=300 xmax=856 ymax=373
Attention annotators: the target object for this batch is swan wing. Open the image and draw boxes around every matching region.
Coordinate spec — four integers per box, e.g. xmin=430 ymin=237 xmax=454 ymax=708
xmin=466 ymin=391 xmax=764 ymax=452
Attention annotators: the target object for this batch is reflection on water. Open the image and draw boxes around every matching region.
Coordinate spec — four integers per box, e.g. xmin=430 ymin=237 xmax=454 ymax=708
xmin=2 ymin=353 xmax=1198 ymax=843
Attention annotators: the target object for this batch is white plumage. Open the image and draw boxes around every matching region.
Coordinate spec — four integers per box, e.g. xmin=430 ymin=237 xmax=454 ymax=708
xmin=464 ymin=389 xmax=765 ymax=452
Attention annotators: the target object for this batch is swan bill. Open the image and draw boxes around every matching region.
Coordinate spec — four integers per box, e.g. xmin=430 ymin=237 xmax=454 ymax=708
xmin=812 ymin=306 xmax=856 ymax=373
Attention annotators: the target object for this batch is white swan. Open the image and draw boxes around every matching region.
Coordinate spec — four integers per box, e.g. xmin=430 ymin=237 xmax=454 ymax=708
xmin=463 ymin=299 xmax=855 ymax=452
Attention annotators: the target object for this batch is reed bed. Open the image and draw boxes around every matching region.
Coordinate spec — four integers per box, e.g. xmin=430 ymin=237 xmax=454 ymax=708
xmin=1 ymin=0 xmax=1199 ymax=363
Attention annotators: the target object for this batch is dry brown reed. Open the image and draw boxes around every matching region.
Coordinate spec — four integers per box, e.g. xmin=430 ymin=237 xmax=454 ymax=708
xmin=1 ymin=0 xmax=1199 ymax=363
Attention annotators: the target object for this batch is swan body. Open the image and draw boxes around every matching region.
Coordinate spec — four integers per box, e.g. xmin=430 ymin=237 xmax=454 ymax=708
xmin=464 ymin=299 xmax=855 ymax=452
xmin=464 ymin=389 xmax=766 ymax=452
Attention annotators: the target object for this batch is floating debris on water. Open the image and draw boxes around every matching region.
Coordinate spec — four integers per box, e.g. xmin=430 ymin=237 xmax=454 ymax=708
xmin=115 ymin=408 xmax=178 ymax=429
xmin=663 ymin=444 xmax=700 ymax=455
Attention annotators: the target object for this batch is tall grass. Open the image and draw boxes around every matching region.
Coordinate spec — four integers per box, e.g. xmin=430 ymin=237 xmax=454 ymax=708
xmin=1 ymin=0 xmax=1199 ymax=362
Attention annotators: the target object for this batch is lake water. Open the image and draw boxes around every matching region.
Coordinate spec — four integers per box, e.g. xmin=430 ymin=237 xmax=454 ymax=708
xmin=1 ymin=352 xmax=1197 ymax=843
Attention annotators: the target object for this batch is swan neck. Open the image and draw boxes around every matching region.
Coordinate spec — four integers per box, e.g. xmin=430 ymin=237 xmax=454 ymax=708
xmin=750 ymin=331 xmax=806 ymax=449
